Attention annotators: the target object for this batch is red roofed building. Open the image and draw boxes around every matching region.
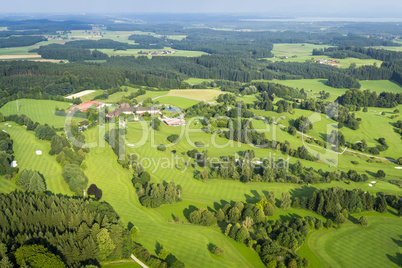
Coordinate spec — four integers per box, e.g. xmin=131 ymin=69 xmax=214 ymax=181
xmin=163 ymin=118 xmax=186 ymax=126
xmin=67 ymin=101 xmax=102 ymax=113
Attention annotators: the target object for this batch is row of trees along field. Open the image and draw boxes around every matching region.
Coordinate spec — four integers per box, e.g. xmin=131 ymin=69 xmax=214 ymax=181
xmin=0 ymin=36 xmax=47 ymax=48
xmin=0 ymin=130 xmax=18 ymax=176
xmin=313 ymin=46 xmax=402 ymax=61
xmin=189 ymin=148 xmax=373 ymax=184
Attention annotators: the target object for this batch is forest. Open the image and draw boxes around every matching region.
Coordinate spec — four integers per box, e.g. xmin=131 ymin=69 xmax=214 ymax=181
xmin=0 ymin=192 xmax=133 ymax=267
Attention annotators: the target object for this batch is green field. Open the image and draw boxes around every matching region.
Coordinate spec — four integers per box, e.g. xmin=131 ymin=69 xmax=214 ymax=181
xmin=269 ymin=43 xmax=383 ymax=68
xmin=301 ymin=215 xmax=402 ymax=268
xmin=0 ymin=97 xmax=400 ymax=268
xmin=0 ymin=124 xmax=71 ymax=195
xmin=0 ymin=99 xmax=75 ymax=128
xmin=360 ymin=80 xmax=402 ymax=94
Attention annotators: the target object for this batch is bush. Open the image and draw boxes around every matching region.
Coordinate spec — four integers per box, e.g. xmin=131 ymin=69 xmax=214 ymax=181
xmin=157 ymin=144 xmax=166 ymax=151
xmin=211 ymin=246 xmax=225 ymax=256
xmin=167 ymin=134 xmax=180 ymax=143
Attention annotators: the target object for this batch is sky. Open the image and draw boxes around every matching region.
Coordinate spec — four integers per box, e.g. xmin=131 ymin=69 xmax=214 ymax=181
xmin=1 ymin=0 xmax=402 ymax=17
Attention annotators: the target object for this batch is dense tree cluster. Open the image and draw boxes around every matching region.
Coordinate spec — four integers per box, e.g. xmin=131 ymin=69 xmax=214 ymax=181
xmin=313 ymin=46 xmax=402 ymax=61
xmin=327 ymin=73 xmax=361 ymax=89
xmin=62 ymin=164 xmax=89 ymax=196
xmin=336 ymin=88 xmax=402 ymax=108
xmin=0 ymin=129 xmax=18 ymax=176
xmin=136 ymin=181 xmax=182 ymax=208
xmin=16 ymin=169 xmax=46 ymax=193
xmin=186 ymin=197 xmax=311 ymax=268
xmin=0 ymin=36 xmax=47 ymax=48
xmin=293 ymin=116 xmax=313 ymax=133
xmin=34 ymin=44 xmax=109 ymax=62
xmin=307 ymin=187 xmax=388 ymax=218
xmin=128 ymin=35 xmax=172 ymax=49
xmin=0 ymin=192 xmax=133 ymax=267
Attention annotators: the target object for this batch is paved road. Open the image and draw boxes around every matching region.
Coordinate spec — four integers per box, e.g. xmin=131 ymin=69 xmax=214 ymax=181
xmin=131 ymin=254 xmax=149 ymax=268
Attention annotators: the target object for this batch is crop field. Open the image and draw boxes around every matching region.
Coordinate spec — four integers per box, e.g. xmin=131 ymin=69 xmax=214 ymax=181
xmin=183 ymin=78 xmax=216 ymax=85
xmin=155 ymin=96 xmax=200 ymax=109
xmin=166 ymin=89 xmax=223 ymax=101
xmin=0 ymin=99 xmax=75 ymax=128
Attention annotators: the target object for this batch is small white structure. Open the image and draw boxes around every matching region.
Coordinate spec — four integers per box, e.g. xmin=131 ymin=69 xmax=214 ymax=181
xmin=1 ymin=130 xmax=7 ymax=133
xmin=10 ymin=161 xmax=17 ymax=167
xmin=395 ymin=167 xmax=402 ymax=169
xmin=368 ymin=184 xmax=373 ymax=187
xmin=36 ymin=150 xmax=42 ymax=155
xmin=127 ymin=144 xmax=135 ymax=147
xmin=8 ymin=125 xmax=11 ymax=127
xmin=371 ymin=181 xmax=377 ymax=184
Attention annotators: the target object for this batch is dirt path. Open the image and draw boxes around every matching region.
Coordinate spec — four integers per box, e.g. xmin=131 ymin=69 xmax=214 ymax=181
xmin=131 ymin=254 xmax=149 ymax=268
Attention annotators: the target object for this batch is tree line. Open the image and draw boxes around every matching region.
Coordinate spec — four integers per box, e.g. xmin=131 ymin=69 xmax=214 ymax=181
xmin=0 ymin=36 xmax=47 ymax=48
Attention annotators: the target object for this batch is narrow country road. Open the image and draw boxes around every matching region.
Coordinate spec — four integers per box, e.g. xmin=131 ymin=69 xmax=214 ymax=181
xmin=131 ymin=254 xmax=149 ymax=268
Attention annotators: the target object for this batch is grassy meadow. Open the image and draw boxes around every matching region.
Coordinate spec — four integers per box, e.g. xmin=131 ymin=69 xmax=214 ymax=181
xmin=299 ymin=214 xmax=402 ymax=268
xmin=0 ymin=99 xmax=76 ymax=128
xmin=269 ymin=43 xmax=383 ymax=68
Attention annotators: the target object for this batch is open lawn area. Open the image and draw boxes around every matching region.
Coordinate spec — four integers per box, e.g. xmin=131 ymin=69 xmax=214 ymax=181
xmin=254 ymin=79 xmax=348 ymax=102
xmin=0 ymin=124 xmax=71 ymax=195
xmin=0 ymin=99 xmax=76 ymax=128
xmin=299 ymin=215 xmax=402 ymax=268
xmin=166 ymin=89 xmax=223 ymax=101
xmin=360 ymin=80 xmax=402 ymax=94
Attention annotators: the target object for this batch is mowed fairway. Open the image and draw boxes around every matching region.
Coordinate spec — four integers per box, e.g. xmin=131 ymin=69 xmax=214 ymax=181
xmin=83 ymin=126 xmax=265 ymax=268
xmin=0 ymin=99 xmax=73 ymax=128
xmin=305 ymin=217 xmax=402 ymax=268
xmin=0 ymin=124 xmax=71 ymax=195
xmin=166 ymin=89 xmax=223 ymax=101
